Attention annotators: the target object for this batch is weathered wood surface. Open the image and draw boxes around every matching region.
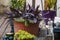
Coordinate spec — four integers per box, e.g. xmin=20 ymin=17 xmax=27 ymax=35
xmin=0 ymin=15 xmax=11 ymax=40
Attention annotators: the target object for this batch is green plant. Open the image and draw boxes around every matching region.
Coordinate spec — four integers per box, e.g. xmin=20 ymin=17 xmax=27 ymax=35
xmin=46 ymin=0 xmax=56 ymax=10
xmin=9 ymin=4 xmax=41 ymax=27
xmin=9 ymin=0 xmax=41 ymax=27
xmin=14 ymin=30 xmax=35 ymax=40
xmin=11 ymin=0 xmax=25 ymax=10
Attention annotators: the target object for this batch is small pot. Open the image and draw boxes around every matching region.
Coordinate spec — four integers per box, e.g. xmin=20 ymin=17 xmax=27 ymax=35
xmin=13 ymin=21 xmax=39 ymax=36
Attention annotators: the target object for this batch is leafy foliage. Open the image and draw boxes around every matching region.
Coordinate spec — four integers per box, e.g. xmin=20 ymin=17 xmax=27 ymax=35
xmin=11 ymin=0 xmax=25 ymax=10
xmin=44 ymin=0 xmax=56 ymax=10
xmin=8 ymin=0 xmax=41 ymax=26
xmin=9 ymin=4 xmax=41 ymax=26
xmin=14 ymin=30 xmax=35 ymax=40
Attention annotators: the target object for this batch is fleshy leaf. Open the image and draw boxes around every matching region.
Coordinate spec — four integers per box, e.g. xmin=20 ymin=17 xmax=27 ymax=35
xmin=14 ymin=17 xmax=25 ymax=22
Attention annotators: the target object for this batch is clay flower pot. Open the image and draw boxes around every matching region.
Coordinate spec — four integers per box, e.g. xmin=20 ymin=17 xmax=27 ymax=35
xmin=13 ymin=21 xmax=39 ymax=36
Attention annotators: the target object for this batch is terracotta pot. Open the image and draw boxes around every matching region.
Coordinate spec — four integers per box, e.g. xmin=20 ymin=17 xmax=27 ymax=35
xmin=13 ymin=21 xmax=39 ymax=36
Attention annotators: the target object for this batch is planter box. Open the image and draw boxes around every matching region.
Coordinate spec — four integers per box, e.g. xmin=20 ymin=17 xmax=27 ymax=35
xmin=13 ymin=21 xmax=39 ymax=36
xmin=41 ymin=10 xmax=56 ymax=24
xmin=42 ymin=10 xmax=56 ymax=19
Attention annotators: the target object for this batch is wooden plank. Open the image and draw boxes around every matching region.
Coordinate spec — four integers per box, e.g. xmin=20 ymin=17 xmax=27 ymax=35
xmin=0 ymin=16 xmax=10 ymax=40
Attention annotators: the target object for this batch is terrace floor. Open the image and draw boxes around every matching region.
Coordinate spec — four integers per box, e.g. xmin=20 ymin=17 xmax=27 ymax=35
xmin=0 ymin=14 xmax=11 ymax=40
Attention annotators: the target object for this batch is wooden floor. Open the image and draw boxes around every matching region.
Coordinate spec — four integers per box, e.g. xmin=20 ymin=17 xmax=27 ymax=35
xmin=0 ymin=15 xmax=11 ymax=40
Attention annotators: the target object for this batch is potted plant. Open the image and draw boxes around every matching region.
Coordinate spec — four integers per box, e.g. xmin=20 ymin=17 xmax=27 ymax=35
xmin=11 ymin=0 xmax=25 ymax=10
xmin=42 ymin=0 xmax=56 ymax=24
xmin=6 ymin=0 xmax=41 ymax=36
xmin=14 ymin=30 xmax=35 ymax=40
xmin=44 ymin=0 xmax=56 ymax=10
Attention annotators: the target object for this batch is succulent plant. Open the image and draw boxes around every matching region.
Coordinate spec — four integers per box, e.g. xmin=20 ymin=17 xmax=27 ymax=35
xmin=14 ymin=30 xmax=35 ymax=40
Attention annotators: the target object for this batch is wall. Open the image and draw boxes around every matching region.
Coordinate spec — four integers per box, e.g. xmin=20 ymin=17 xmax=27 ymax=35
xmin=26 ymin=0 xmax=44 ymax=10
xmin=26 ymin=0 xmax=32 ymax=6
xmin=0 ymin=0 xmax=11 ymax=13
xmin=57 ymin=0 xmax=60 ymax=17
xmin=0 ymin=0 xmax=11 ymax=6
xmin=35 ymin=0 xmax=43 ymax=10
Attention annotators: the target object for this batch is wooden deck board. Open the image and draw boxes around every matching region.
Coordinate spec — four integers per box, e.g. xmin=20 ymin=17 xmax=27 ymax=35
xmin=0 ymin=15 xmax=11 ymax=40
